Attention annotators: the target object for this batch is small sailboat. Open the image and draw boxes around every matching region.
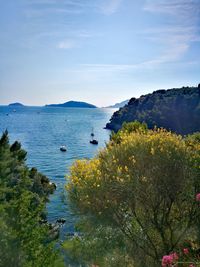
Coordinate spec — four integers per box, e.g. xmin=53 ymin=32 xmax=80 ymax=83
xmin=91 ymin=127 xmax=95 ymax=137
xmin=90 ymin=128 xmax=98 ymax=145
xmin=60 ymin=145 xmax=67 ymax=152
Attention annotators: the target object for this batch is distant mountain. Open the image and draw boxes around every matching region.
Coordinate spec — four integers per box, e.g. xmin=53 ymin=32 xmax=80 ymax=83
xmin=8 ymin=102 xmax=24 ymax=107
xmin=106 ymin=99 xmax=129 ymax=108
xmin=106 ymin=85 xmax=200 ymax=135
xmin=46 ymin=101 xmax=97 ymax=108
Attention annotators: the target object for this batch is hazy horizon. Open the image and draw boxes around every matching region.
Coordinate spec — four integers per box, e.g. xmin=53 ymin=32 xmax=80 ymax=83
xmin=1 ymin=0 xmax=200 ymax=106
xmin=1 ymin=83 xmax=200 ymax=108
xmin=1 ymin=99 xmax=118 ymax=107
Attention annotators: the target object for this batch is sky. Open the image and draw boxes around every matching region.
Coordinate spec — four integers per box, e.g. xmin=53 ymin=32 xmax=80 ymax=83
xmin=0 ymin=0 xmax=200 ymax=107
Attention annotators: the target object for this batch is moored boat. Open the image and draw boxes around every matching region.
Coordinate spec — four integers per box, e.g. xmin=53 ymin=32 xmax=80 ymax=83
xmin=60 ymin=146 xmax=67 ymax=152
xmin=91 ymin=127 xmax=95 ymax=137
xmin=90 ymin=139 xmax=98 ymax=145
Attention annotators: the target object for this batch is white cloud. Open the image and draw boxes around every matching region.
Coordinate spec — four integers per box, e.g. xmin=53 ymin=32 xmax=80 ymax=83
xmin=55 ymin=30 xmax=96 ymax=49
xmin=101 ymin=0 xmax=123 ymax=15
xmin=24 ymin=0 xmax=123 ymax=17
xmin=143 ymin=0 xmax=200 ymax=65
xmin=78 ymin=31 xmax=93 ymax=38
xmin=144 ymin=0 xmax=200 ymax=28
xmin=23 ymin=0 xmax=93 ymax=18
xmin=24 ymin=7 xmax=82 ymax=18
xmin=57 ymin=39 xmax=75 ymax=49
xmin=144 ymin=0 xmax=200 ymax=17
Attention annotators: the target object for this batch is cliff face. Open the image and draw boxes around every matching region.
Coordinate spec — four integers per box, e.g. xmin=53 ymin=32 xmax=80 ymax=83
xmin=106 ymin=86 xmax=200 ymax=135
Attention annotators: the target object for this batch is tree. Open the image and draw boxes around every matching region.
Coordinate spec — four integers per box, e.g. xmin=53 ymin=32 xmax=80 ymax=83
xmin=0 ymin=131 xmax=64 ymax=267
xmin=67 ymin=124 xmax=200 ymax=267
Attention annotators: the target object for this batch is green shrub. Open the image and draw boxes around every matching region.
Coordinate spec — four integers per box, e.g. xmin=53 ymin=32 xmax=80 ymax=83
xmin=67 ymin=124 xmax=200 ymax=267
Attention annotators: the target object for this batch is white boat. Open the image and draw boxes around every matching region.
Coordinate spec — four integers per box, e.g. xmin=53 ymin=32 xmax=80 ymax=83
xmin=60 ymin=146 xmax=67 ymax=152
xmin=90 ymin=139 xmax=98 ymax=145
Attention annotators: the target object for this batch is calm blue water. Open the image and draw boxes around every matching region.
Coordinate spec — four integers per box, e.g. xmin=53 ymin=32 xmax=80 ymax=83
xmin=0 ymin=106 xmax=115 ymax=238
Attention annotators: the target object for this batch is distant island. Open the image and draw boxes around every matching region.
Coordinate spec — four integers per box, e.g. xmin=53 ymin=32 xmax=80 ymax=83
xmin=106 ymin=85 xmax=200 ymax=135
xmin=45 ymin=101 xmax=97 ymax=108
xmin=8 ymin=102 xmax=24 ymax=107
xmin=106 ymin=99 xmax=129 ymax=108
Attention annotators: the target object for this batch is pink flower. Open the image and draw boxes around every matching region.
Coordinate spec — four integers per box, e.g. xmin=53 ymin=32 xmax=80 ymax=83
xmin=189 ymin=264 xmax=195 ymax=267
xmin=196 ymin=193 xmax=200 ymax=201
xmin=162 ymin=255 xmax=173 ymax=267
xmin=162 ymin=253 xmax=179 ymax=267
xmin=183 ymin=248 xmax=189 ymax=255
xmin=171 ymin=252 xmax=179 ymax=261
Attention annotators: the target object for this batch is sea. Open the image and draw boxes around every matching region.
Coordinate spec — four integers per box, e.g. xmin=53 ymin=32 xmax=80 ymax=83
xmin=0 ymin=105 xmax=115 ymax=239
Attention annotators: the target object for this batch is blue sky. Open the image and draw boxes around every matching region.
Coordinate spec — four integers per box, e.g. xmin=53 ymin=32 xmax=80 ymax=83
xmin=0 ymin=0 xmax=200 ymax=107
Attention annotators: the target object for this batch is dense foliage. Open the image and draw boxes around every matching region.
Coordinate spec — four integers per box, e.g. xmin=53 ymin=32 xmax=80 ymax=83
xmin=106 ymin=86 xmax=200 ymax=134
xmin=67 ymin=122 xmax=200 ymax=267
xmin=0 ymin=131 xmax=64 ymax=267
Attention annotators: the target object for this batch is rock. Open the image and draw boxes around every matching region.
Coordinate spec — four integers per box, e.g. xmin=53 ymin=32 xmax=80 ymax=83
xmin=56 ymin=218 xmax=66 ymax=224
xmin=40 ymin=219 xmax=48 ymax=224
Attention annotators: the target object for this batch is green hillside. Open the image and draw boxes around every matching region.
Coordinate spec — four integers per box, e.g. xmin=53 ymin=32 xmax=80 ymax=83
xmin=106 ymin=85 xmax=200 ymax=134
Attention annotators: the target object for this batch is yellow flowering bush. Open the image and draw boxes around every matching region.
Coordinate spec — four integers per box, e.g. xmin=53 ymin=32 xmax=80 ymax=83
xmin=67 ymin=124 xmax=200 ymax=267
